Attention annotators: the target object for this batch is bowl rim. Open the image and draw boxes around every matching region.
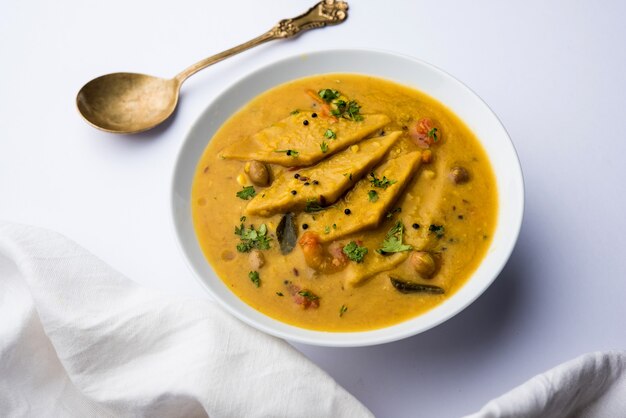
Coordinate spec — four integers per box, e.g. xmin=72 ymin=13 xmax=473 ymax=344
xmin=170 ymin=47 xmax=525 ymax=347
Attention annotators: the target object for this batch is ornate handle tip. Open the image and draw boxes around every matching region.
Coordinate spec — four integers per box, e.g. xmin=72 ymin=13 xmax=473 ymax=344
xmin=272 ymin=0 xmax=349 ymax=39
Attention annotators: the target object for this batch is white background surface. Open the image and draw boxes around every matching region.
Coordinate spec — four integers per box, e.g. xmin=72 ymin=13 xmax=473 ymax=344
xmin=2 ymin=1 xmax=625 ymax=417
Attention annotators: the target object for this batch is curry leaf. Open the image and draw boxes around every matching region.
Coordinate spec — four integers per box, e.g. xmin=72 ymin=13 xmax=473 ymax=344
xmin=276 ymin=213 xmax=297 ymax=255
xmin=304 ymin=198 xmax=326 ymax=213
xmin=390 ymin=276 xmax=444 ymax=294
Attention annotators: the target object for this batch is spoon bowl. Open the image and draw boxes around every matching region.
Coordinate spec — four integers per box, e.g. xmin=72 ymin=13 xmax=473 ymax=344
xmin=75 ymin=1 xmax=349 ymax=134
xmin=76 ymin=73 xmax=180 ymax=134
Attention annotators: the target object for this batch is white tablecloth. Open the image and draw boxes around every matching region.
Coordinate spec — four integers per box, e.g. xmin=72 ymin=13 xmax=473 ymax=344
xmin=2 ymin=1 xmax=626 ymax=416
xmin=0 ymin=222 xmax=372 ymax=417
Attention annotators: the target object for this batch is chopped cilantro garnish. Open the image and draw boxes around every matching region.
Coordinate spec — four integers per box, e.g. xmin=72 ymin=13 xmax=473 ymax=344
xmin=318 ymin=89 xmax=340 ymax=102
xmin=324 ymin=226 xmax=331 ymax=234
xmin=368 ymin=190 xmax=379 ymax=202
xmin=339 ymin=305 xmax=348 ymax=317
xmin=428 ymin=224 xmax=445 ymax=239
xmin=332 ymin=99 xmax=347 ymax=117
xmin=240 ymin=215 xmax=246 ymax=222
xmin=324 ymin=129 xmax=336 ymax=139
xmin=343 ymin=241 xmax=368 ymax=263
xmin=249 ymin=271 xmax=260 ymax=288
xmin=370 ymin=172 xmax=397 ymax=189
xmin=236 ymin=185 xmax=256 ymax=200
xmin=346 ymin=100 xmax=364 ymax=121
xmin=377 ymin=221 xmax=412 ymax=255
xmin=298 ymin=290 xmax=319 ymax=301
xmin=428 ymin=127 xmax=439 ymax=142
xmin=304 ymin=198 xmax=326 ymax=213
xmin=274 ymin=149 xmax=299 ymax=157
xmin=290 ymin=109 xmax=300 ymax=115
xmin=276 ymin=291 xmax=284 ymax=297
xmin=314 ymin=91 xmax=366 ymax=121
xmin=235 ymin=223 xmax=272 ymax=252
xmin=320 ymin=141 xmax=329 ymax=153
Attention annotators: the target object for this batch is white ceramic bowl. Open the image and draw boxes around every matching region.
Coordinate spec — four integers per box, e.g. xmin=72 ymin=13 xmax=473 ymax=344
xmin=171 ymin=49 xmax=524 ymax=347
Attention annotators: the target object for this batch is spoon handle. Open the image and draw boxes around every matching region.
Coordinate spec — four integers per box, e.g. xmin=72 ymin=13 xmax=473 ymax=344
xmin=175 ymin=0 xmax=349 ymax=83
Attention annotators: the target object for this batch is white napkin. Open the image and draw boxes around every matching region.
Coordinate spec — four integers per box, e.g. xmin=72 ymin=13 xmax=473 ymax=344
xmin=465 ymin=351 xmax=626 ymax=418
xmin=0 ymin=222 xmax=372 ymax=418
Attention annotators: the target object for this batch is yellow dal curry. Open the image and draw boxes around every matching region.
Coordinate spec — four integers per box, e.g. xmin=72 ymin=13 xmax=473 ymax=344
xmin=192 ymin=74 xmax=497 ymax=331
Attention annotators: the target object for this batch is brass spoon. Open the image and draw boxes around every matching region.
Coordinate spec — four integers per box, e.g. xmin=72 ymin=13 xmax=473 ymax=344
xmin=76 ymin=1 xmax=348 ymax=134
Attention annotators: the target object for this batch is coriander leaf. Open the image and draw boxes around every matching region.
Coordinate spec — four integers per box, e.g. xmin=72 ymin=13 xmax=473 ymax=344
xmin=343 ymin=241 xmax=368 ymax=263
xmin=237 ymin=242 xmax=252 ymax=252
xmin=235 ymin=223 xmax=272 ymax=252
xmin=248 ymin=271 xmax=260 ymax=288
xmin=428 ymin=127 xmax=438 ymax=142
xmin=345 ymin=100 xmax=363 ymax=121
xmin=276 ymin=291 xmax=284 ymax=296
xmin=236 ymin=185 xmax=256 ymax=200
xmin=298 ymin=290 xmax=319 ymax=301
xmin=324 ymin=129 xmax=336 ymax=139
xmin=339 ymin=305 xmax=348 ymax=317
xmin=274 ymin=149 xmax=299 ymax=157
xmin=368 ymin=190 xmax=379 ymax=202
xmin=369 ymin=172 xmax=397 ymax=189
xmin=318 ymin=89 xmax=340 ymax=102
xmin=377 ymin=221 xmax=412 ymax=255
xmin=333 ymin=99 xmax=347 ymax=115
xmin=317 ymin=91 xmax=365 ymax=121
xmin=320 ymin=141 xmax=329 ymax=153
xmin=290 ymin=109 xmax=300 ymax=115
xmin=324 ymin=226 xmax=331 ymax=234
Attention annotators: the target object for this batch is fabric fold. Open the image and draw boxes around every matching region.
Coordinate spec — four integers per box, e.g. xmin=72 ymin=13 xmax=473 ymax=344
xmin=0 ymin=222 xmax=372 ymax=418
xmin=465 ymin=351 xmax=626 ymax=418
